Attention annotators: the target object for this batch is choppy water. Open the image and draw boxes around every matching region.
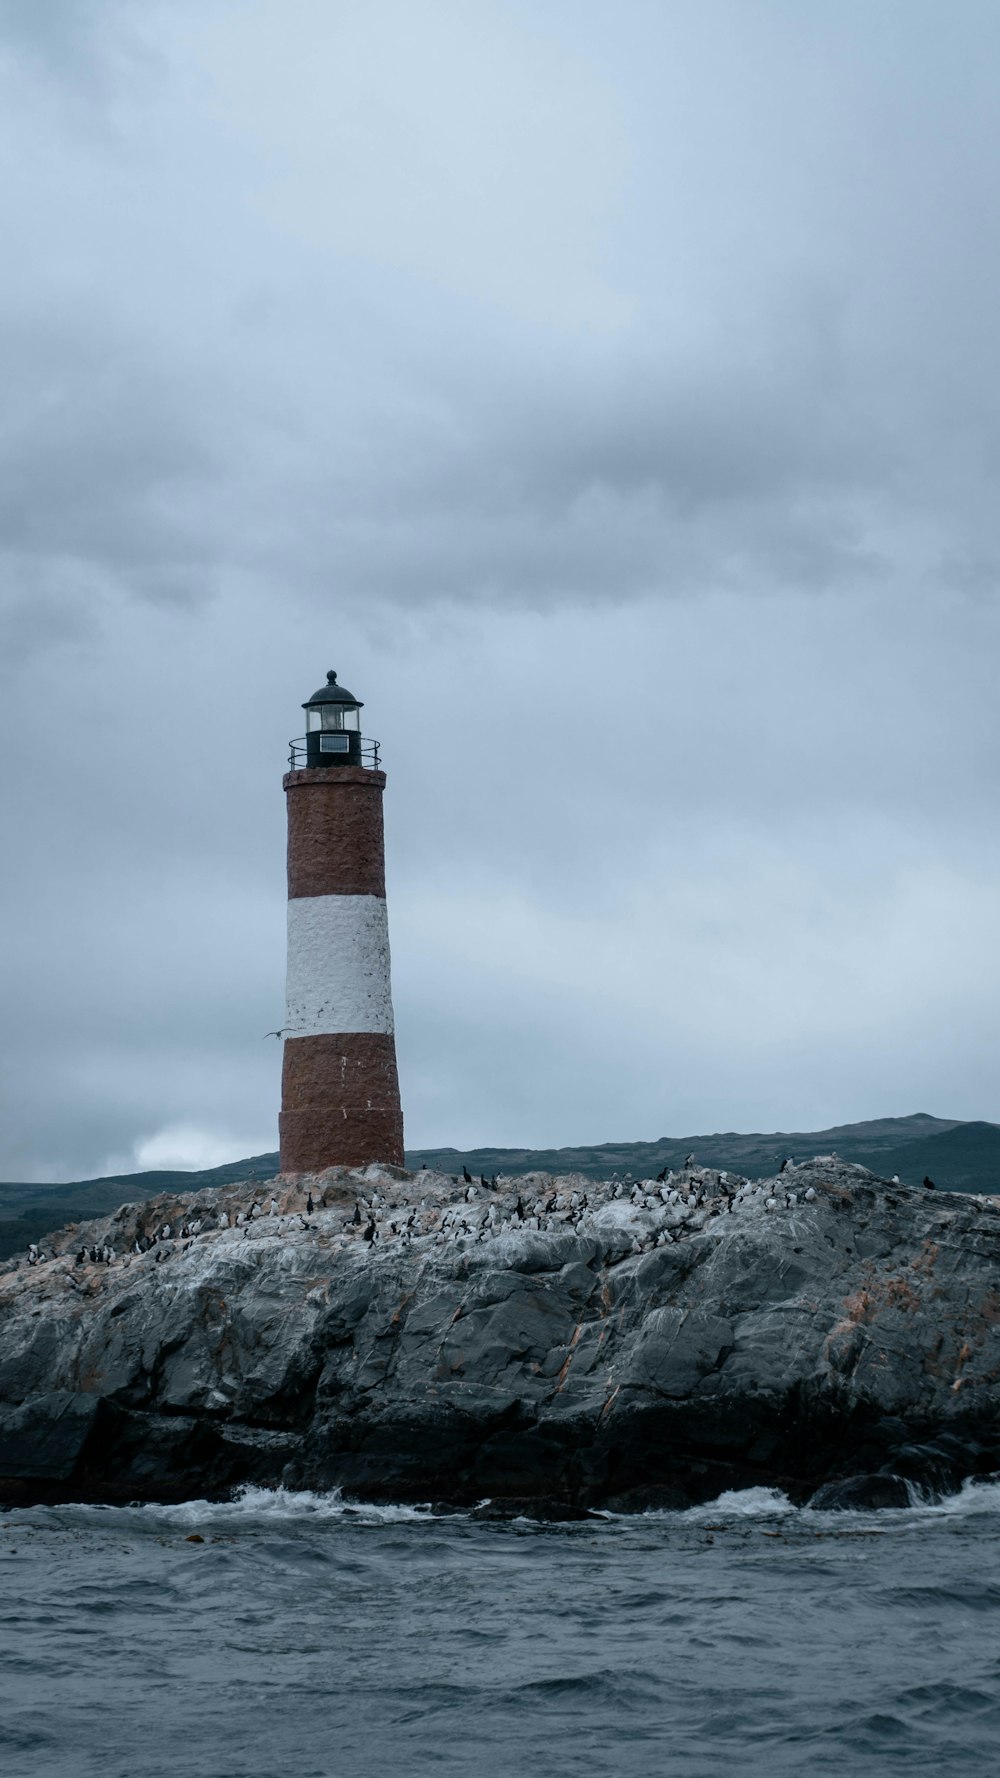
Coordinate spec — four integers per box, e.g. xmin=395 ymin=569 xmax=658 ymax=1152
xmin=3 ymin=1482 xmax=1000 ymax=1777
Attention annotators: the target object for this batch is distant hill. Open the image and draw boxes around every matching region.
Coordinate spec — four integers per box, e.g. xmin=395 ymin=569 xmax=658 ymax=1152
xmin=405 ymin=1114 xmax=968 ymax=1186
xmin=2 ymin=1114 xmax=995 ymax=1260
xmin=0 ymin=1154 xmax=281 ymax=1261
xmin=852 ymin=1121 xmax=1000 ymax=1196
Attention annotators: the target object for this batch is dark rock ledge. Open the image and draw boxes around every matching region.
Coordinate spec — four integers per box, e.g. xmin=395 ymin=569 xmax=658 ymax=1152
xmin=2 ymin=1158 xmax=1000 ymax=1514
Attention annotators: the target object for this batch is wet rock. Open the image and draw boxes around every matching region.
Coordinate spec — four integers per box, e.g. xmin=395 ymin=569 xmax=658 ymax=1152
xmin=2 ymin=1159 xmax=1000 ymax=1509
xmin=808 ymin=1474 xmax=912 ymax=1511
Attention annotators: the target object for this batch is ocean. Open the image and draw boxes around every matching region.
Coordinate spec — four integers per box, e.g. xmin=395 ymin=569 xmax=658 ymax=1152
xmin=3 ymin=1482 xmax=1000 ymax=1777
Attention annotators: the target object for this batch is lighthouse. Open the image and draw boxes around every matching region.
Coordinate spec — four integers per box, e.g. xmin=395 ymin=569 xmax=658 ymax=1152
xmin=279 ymin=670 xmax=404 ymax=1173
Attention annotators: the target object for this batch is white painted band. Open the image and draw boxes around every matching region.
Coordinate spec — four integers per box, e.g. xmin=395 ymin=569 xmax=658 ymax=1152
xmin=284 ymin=894 xmax=395 ymax=1037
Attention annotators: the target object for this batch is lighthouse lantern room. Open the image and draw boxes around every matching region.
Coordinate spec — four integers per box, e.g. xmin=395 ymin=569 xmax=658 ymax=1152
xmin=302 ymin=670 xmax=363 ymax=768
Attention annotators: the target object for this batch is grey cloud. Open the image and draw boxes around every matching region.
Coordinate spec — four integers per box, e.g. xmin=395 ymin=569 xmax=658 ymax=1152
xmin=0 ymin=0 xmax=152 ymax=90
xmin=0 ymin=311 xmax=221 ymax=597
xmin=2 ymin=0 xmax=1000 ymax=1178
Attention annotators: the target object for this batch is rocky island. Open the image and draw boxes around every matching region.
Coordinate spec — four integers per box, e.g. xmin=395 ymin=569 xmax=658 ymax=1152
xmin=2 ymin=1158 xmax=1000 ymax=1513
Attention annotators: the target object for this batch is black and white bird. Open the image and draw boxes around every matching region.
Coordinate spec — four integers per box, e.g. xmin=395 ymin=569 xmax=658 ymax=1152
xmin=683 ymin=1153 xmax=695 ymax=1168
xmin=307 ymin=1192 xmax=315 ymax=1216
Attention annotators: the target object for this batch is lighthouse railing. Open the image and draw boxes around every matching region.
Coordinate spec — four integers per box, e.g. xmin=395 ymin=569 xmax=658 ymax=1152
xmin=287 ymin=737 xmax=382 ymax=770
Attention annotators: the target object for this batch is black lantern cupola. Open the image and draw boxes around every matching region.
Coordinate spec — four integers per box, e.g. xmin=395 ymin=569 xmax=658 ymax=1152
xmin=302 ymin=670 xmax=363 ymax=768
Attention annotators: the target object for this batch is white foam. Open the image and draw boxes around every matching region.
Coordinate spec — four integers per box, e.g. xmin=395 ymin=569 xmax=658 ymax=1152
xmin=916 ymin=1476 xmax=1000 ymax=1517
xmin=151 ymin=1485 xmax=441 ymax=1526
xmin=684 ymin=1486 xmax=796 ymax=1519
xmin=4 ymin=1485 xmax=444 ymax=1531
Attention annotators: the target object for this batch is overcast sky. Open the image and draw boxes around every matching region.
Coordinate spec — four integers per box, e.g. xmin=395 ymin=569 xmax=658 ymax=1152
xmin=2 ymin=0 xmax=999 ymax=1181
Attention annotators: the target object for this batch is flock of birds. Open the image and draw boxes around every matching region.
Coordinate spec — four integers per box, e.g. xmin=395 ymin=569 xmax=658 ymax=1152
xmin=340 ymin=1161 xmax=821 ymax=1256
xmin=13 ymin=1156 xmax=830 ymax=1278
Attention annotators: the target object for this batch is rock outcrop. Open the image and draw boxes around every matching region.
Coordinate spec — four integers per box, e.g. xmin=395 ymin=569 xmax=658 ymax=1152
xmin=2 ymin=1159 xmax=1000 ymax=1511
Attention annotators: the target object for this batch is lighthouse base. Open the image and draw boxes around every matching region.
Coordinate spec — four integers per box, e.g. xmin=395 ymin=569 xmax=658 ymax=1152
xmin=279 ymin=1033 xmax=404 ymax=1173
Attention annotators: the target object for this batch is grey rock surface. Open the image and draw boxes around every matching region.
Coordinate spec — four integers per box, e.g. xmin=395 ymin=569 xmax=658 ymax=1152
xmin=2 ymin=1159 xmax=1000 ymax=1511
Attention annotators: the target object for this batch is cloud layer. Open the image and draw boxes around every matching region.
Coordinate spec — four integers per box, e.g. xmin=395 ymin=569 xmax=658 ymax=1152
xmin=1 ymin=0 xmax=998 ymax=1176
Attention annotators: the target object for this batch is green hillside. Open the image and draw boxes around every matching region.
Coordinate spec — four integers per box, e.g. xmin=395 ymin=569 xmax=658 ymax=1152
xmin=405 ymin=1114 xmax=966 ymax=1186
xmin=851 ymin=1121 xmax=1000 ymax=1196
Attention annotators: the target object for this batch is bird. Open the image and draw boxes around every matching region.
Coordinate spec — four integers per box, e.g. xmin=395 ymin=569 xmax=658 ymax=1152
xmin=655 ymin=1167 xmax=667 ymax=1184
xmin=923 ymin=1175 xmax=936 ymax=1191
xmin=480 ymin=1175 xmax=490 ymax=1191
xmin=462 ymin=1166 xmax=474 ymax=1185
xmin=363 ymin=1218 xmax=376 ymax=1243
xmin=262 ymin=1030 xmax=288 ymax=1040
xmin=352 ymin=1202 xmax=362 ymax=1226
xmin=307 ymin=1192 xmax=315 ymax=1215
xmin=684 ymin=1153 xmax=695 ymax=1168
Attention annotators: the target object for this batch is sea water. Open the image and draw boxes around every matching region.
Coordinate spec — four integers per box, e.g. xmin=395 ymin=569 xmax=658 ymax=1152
xmin=3 ymin=1481 xmax=1000 ymax=1777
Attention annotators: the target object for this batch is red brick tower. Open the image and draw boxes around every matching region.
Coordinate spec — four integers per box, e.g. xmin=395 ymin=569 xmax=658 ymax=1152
xmin=279 ymin=670 xmax=404 ymax=1173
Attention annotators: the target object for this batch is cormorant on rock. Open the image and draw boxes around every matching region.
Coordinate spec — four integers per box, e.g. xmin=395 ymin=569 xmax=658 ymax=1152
xmin=307 ymin=1192 xmax=315 ymax=1216
xmin=352 ymin=1202 xmax=362 ymax=1226
xmin=515 ymin=1196 xmax=525 ymax=1220
xmin=480 ymin=1175 xmax=490 ymax=1191
xmin=363 ymin=1218 xmax=376 ymax=1243
xmin=463 ymin=1166 xmax=474 ymax=1185
xmin=923 ymin=1175 xmax=936 ymax=1190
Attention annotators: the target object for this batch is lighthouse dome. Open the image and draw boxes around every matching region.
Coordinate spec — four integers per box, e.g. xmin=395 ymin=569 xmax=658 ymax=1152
xmin=303 ymin=670 xmax=363 ymax=710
